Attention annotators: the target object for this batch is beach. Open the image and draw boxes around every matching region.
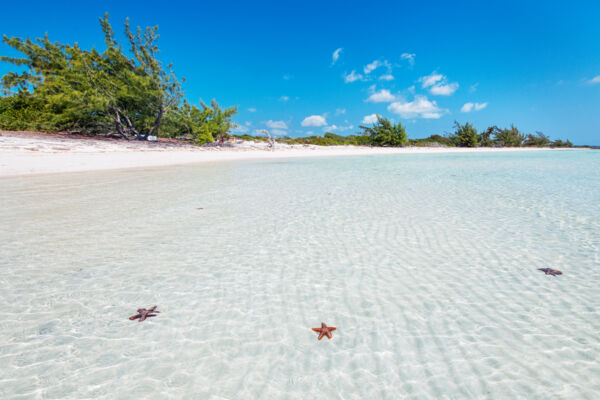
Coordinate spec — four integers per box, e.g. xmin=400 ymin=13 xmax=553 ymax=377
xmin=1 ymin=149 xmax=598 ymax=398
xmin=0 ymin=131 xmax=556 ymax=177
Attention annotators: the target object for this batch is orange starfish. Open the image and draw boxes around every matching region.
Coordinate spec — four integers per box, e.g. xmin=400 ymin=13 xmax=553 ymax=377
xmin=312 ymin=322 xmax=336 ymax=340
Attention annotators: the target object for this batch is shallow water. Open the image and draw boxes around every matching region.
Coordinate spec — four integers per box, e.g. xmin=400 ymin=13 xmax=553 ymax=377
xmin=1 ymin=150 xmax=599 ymax=399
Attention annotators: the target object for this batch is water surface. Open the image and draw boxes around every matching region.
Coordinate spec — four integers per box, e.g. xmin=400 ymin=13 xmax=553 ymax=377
xmin=1 ymin=150 xmax=599 ymax=399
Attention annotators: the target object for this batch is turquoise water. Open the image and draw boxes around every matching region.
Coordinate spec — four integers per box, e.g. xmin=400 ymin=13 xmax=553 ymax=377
xmin=1 ymin=150 xmax=599 ymax=399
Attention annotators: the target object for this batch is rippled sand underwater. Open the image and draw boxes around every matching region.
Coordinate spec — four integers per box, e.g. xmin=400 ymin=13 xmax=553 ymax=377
xmin=1 ymin=150 xmax=599 ymax=399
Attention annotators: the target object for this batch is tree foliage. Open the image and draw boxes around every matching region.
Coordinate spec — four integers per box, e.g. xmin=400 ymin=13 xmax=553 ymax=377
xmin=494 ymin=124 xmax=524 ymax=147
xmin=0 ymin=14 xmax=236 ymax=141
xmin=358 ymin=115 xmax=408 ymax=147
xmin=452 ymin=121 xmax=478 ymax=147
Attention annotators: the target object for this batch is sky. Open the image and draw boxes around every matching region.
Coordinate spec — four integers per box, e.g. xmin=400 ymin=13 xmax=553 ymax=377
xmin=1 ymin=0 xmax=599 ymax=144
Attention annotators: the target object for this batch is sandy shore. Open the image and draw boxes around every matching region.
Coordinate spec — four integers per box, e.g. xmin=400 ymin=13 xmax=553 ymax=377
xmin=0 ymin=130 xmax=559 ymax=177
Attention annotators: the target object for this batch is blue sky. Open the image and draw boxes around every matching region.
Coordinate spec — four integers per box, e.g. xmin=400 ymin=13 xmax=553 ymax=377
xmin=1 ymin=0 xmax=599 ymax=144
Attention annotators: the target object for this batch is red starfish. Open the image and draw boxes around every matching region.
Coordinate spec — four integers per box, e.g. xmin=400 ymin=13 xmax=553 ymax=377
xmin=129 ymin=306 xmax=160 ymax=322
xmin=312 ymin=322 xmax=336 ymax=340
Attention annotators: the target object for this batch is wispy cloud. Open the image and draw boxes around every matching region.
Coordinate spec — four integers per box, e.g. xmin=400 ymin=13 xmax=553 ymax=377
xmin=401 ymin=53 xmax=416 ymax=66
xmin=247 ymin=107 xmax=257 ymax=113
xmin=362 ymin=114 xmax=379 ymax=124
xmin=460 ymin=102 xmax=488 ymax=112
xmin=469 ymin=83 xmax=479 ymax=92
xmin=419 ymin=72 xmax=444 ymax=88
xmin=301 ymin=115 xmax=327 ymax=127
xmin=326 ymin=124 xmax=354 ymax=132
xmin=430 ymin=82 xmax=459 ymax=95
xmin=363 ymin=60 xmax=391 ymax=75
xmin=283 ymin=74 xmax=292 ymax=80
xmin=344 ymin=70 xmax=364 ymax=83
xmin=265 ymin=120 xmax=288 ymax=129
xmin=331 ymin=48 xmax=343 ymax=65
xmin=366 ymin=88 xmax=396 ymax=103
xmin=279 ymin=95 xmax=290 ymax=101
xmin=587 ymin=75 xmax=600 ymax=84
xmin=335 ymin=108 xmax=346 ymax=115
xmin=379 ymin=74 xmax=394 ymax=81
xmin=419 ymin=72 xmax=459 ymax=96
xmin=387 ymin=95 xmax=445 ymax=119
xmin=270 ymin=129 xmax=287 ymax=136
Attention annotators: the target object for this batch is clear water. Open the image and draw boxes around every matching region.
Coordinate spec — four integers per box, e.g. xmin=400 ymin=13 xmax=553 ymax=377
xmin=1 ymin=150 xmax=599 ymax=399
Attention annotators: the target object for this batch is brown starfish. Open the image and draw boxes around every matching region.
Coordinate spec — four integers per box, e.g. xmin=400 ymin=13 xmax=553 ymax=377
xmin=312 ymin=322 xmax=336 ymax=340
xmin=129 ymin=306 xmax=160 ymax=322
xmin=538 ymin=268 xmax=563 ymax=276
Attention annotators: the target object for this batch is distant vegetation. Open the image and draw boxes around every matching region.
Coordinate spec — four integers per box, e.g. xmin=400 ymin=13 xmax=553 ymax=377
xmin=236 ymin=118 xmax=573 ymax=148
xmin=0 ymin=14 xmax=236 ymax=144
xmin=0 ymin=16 xmax=573 ymax=148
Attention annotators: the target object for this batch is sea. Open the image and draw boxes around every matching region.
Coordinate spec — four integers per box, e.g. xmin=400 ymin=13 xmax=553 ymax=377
xmin=1 ymin=150 xmax=598 ymax=399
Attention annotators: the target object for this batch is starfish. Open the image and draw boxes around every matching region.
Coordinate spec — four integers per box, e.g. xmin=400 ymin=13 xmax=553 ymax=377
xmin=538 ymin=268 xmax=563 ymax=276
xmin=129 ymin=306 xmax=160 ymax=322
xmin=312 ymin=322 xmax=336 ymax=340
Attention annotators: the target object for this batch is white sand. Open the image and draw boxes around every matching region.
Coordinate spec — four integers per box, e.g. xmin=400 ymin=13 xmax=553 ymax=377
xmin=0 ymin=131 xmax=556 ymax=177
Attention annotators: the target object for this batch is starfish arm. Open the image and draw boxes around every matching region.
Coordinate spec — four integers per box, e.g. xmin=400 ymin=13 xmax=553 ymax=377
xmin=318 ymin=332 xmax=325 ymax=340
xmin=312 ymin=328 xmax=322 ymax=333
xmin=129 ymin=314 xmax=141 ymax=320
xmin=148 ymin=306 xmax=157 ymax=312
xmin=146 ymin=314 xmax=157 ymax=318
xmin=325 ymin=331 xmax=333 ymax=339
xmin=329 ymin=327 xmax=336 ymax=331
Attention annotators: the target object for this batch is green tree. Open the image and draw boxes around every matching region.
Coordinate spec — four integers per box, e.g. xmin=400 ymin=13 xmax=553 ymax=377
xmin=0 ymin=13 xmax=236 ymax=142
xmin=358 ymin=115 xmax=408 ymax=146
xmin=494 ymin=124 xmax=524 ymax=147
xmin=523 ymin=131 xmax=551 ymax=147
xmin=477 ymin=126 xmax=497 ymax=147
xmin=453 ymin=121 xmax=478 ymax=147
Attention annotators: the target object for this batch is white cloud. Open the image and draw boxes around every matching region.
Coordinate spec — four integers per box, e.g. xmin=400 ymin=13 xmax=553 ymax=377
xmin=362 ymin=114 xmax=379 ymax=124
xmin=363 ymin=60 xmax=391 ymax=74
xmin=379 ymin=74 xmax=394 ymax=81
xmin=266 ymin=120 xmax=288 ymax=129
xmin=366 ymin=89 xmax=396 ymax=103
xmin=419 ymin=72 xmax=459 ymax=96
xmin=280 ymin=95 xmax=290 ymax=101
xmin=270 ymin=129 xmax=287 ymax=136
xmin=248 ymin=107 xmax=257 ymax=112
xmin=469 ymin=83 xmax=479 ymax=92
xmin=344 ymin=70 xmax=364 ymax=83
xmin=430 ymin=82 xmax=459 ymax=96
xmin=335 ymin=108 xmax=346 ymax=115
xmin=588 ymin=75 xmax=600 ymax=84
xmin=332 ymin=48 xmax=343 ymax=65
xmin=301 ymin=115 xmax=327 ymax=127
xmin=401 ymin=53 xmax=416 ymax=66
xmin=326 ymin=124 xmax=354 ymax=132
xmin=387 ymin=95 xmax=444 ymax=119
xmin=419 ymin=72 xmax=444 ymax=88
xmin=461 ymin=102 xmax=488 ymax=112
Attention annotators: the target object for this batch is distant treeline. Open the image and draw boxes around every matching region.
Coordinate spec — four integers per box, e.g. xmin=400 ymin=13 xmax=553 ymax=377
xmin=0 ymin=14 xmax=236 ymax=144
xmin=237 ymin=117 xmax=573 ymax=148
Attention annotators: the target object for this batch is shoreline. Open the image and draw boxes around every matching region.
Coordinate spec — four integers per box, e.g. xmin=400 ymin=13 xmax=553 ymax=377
xmin=0 ymin=130 xmax=573 ymax=177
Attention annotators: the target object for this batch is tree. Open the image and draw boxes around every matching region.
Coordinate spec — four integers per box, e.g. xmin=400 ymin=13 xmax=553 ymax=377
xmin=494 ymin=124 xmax=524 ymax=147
xmin=477 ymin=126 xmax=497 ymax=147
xmin=453 ymin=121 xmax=478 ymax=147
xmin=0 ymin=14 xmax=236 ymax=142
xmin=523 ymin=131 xmax=551 ymax=147
xmin=358 ymin=115 xmax=408 ymax=146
